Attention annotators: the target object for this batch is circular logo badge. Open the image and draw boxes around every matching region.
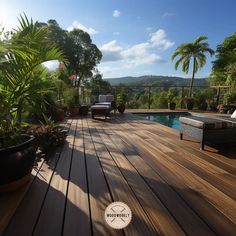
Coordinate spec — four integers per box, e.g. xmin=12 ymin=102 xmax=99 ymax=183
xmin=105 ymin=202 xmax=132 ymax=229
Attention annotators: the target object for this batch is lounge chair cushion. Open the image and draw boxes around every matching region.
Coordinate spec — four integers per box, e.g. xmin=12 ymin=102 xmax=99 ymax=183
xmin=95 ymin=102 xmax=112 ymax=109
xmin=179 ymin=116 xmax=235 ymax=129
xmin=231 ymin=110 xmax=236 ymax=118
xmin=98 ymin=95 xmax=107 ymax=103
xmin=105 ymin=95 xmax=114 ymax=102
xmin=91 ymin=105 xmax=110 ymax=110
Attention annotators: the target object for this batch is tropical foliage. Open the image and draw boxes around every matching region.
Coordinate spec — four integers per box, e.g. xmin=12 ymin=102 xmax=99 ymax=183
xmin=172 ymin=36 xmax=214 ymax=97
xmin=211 ymin=33 xmax=236 ymax=88
xmin=0 ymin=15 xmax=64 ymax=143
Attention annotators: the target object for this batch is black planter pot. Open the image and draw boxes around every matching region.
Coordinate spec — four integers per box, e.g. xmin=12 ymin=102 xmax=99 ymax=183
xmin=185 ymin=101 xmax=194 ymax=110
xmin=168 ymin=102 xmax=176 ymax=110
xmin=198 ymin=101 xmax=208 ymax=111
xmin=0 ymin=135 xmax=36 ymax=192
xmin=117 ymin=104 xmax=125 ymax=114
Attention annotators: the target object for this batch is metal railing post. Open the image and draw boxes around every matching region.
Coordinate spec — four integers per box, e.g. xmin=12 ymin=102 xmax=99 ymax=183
xmin=148 ymin=86 xmax=151 ymax=109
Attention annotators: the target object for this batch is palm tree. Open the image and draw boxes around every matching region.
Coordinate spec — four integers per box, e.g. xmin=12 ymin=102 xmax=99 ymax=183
xmin=171 ymin=36 xmax=214 ymax=97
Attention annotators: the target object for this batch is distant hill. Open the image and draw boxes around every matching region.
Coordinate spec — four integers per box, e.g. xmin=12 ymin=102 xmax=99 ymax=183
xmin=104 ymin=75 xmax=208 ymax=87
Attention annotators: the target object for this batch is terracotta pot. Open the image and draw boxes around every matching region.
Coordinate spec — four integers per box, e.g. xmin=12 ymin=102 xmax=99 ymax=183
xmin=69 ymin=107 xmax=80 ymax=117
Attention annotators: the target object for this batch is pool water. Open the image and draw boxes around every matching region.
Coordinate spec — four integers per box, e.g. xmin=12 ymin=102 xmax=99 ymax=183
xmin=136 ymin=112 xmax=192 ymax=130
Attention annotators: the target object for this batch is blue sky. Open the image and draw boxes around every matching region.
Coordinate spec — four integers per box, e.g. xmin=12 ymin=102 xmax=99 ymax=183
xmin=0 ymin=0 xmax=236 ymax=79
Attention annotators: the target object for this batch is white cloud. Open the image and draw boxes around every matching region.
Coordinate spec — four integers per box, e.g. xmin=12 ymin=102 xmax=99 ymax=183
xmin=149 ymin=29 xmax=174 ymax=50
xmin=100 ymin=41 xmax=163 ymax=67
xmin=99 ymin=28 xmax=173 ymax=67
xmin=100 ymin=40 xmax=122 ymax=62
xmin=100 ymin=40 xmax=122 ymax=52
xmin=98 ymin=28 xmax=174 ymax=77
xmin=121 ymin=43 xmax=163 ymax=67
xmin=113 ymin=10 xmax=121 ymax=17
xmin=162 ymin=12 xmax=175 ymax=18
xmin=67 ymin=21 xmax=98 ymax=34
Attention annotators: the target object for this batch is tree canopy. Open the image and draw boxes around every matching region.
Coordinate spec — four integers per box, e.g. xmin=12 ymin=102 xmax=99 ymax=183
xmin=44 ymin=20 xmax=102 ymax=87
xmin=210 ymin=33 xmax=236 ymax=87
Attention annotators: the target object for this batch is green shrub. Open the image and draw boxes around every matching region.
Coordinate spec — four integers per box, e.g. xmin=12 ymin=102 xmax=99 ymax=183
xmin=223 ymin=91 xmax=236 ymax=105
xmin=152 ymin=91 xmax=168 ymax=108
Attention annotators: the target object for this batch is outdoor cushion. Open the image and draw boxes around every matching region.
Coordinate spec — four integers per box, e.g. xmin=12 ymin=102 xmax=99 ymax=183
xmin=95 ymin=102 xmax=112 ymax=108
xmin=231 ymin=109 xmax=236 ymax=118
xmin=98 ymin=95 xmax=107 ymax=103
xmin=179 ymin=116 xmax=234 ymax=129
xmin=91 ymin=105 xmax=110 ymax=110
xmin=105 ymin=95 xmax=114 ymax=102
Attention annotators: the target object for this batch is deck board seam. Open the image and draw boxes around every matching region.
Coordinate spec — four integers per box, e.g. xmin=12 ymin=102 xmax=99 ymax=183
xmin=82 ymin=118 xmax=94 ymax=236
xmin=61 ymin=118 xmax=78 ymax=236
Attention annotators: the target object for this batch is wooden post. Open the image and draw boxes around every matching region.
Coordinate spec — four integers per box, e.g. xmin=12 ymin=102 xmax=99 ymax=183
xmin=216 ymin=87 xmax=220 ymax=105
xmin=148 ymin=86 xmax=151 ymax=109
xmin=181 ymin=87 xmax=184 ymax=108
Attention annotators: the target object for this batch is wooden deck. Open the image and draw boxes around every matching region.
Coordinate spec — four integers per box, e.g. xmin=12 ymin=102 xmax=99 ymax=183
xmin=0 ymin=113 xmax=236 ymax=236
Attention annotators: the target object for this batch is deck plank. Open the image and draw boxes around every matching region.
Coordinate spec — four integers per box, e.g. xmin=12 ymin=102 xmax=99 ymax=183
xmin=63 ymin=119 xmax=91 ymax=236
xmin=87 ymin=119 xmax=158 ymax=236
xmin=82 ymin=119 xmax=121 ymax=236
xmin=102 ymin=121 xmax=215 ymax=236
xmin=113 ymin=120 xmax=236 ymax=235
xmin=33 ymin=120 xmax=76 ymax=236
xmin=124 ymin=114 xmax=236 ymax=172
xmin=136 ymin=129 xmax=236 ymax=199
xmin=95 ymin=124 xmax=186 ymax=236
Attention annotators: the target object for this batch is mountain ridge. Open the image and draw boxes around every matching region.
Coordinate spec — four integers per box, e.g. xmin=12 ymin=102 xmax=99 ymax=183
xmin=104 ymin=75 xmax=208 ymax=86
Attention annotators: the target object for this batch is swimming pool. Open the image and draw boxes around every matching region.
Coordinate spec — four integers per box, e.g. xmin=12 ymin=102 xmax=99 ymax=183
xmin=135 ymin=112 xmax=192 ymax=130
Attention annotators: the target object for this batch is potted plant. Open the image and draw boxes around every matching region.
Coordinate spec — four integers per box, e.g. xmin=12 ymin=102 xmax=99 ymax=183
xmin=196 ymin=97 xmax=208 ymax=111
xmin=0 ymin=114 xmax=36 ymax=192
xmin=209 ymin=100 xmax=218 ymax=111
xmin=116 ymin=92 xmax=127 ymax=114
xmin=64 ymin=88 xmax=80 ymax=116
xmin=28 ymin=115 xmax=67 ymax=155
xmin=0 ymin=15 xmax=64 ymax=192
xmin=167 ymin=88 xmax=178 ymax=110
xmin=184 ymin=97 xmax=195 ymax=110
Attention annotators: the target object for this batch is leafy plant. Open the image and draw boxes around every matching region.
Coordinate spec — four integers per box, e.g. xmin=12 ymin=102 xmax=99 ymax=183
xmin=0 ymin=14 xmax=64 ymax=147
xmin=167 ymin=88 xmax=179 ymax=102
xmin=116 ymin=92 xmax=127 ymax=106
xmin=28 ymin=115 xmax=67 ymax=154
xmin=223 ymin=91 xmax=236 ymax=105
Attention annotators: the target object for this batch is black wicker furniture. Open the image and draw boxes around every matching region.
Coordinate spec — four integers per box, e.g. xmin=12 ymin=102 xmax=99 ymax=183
xmin=91 ymin=95 xmax=116 ymax=119
xmin=179 ymin=116 xmax=236 ymax=150
xmin=91 ymin=105 xmax=111 ymax=119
